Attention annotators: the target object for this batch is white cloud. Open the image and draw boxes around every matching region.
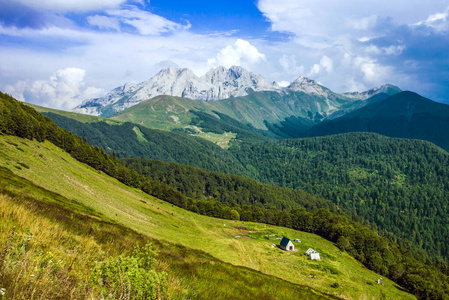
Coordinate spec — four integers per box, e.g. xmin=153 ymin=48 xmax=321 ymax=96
xmin=308 ymin=55 xmax=333 ymax=77
xmin=5 ymin=68 xmax=104 ymax=110
xmin=87 ymin=15 xmax=121 ymax=31
xmin=347 ymin=15 xmax=379 ymax=31
xmin=278 ymin=81 xmax=290 ymax=87
xmin=14 ymin=0 xmax=126 ymax=12
xmin=106 ymin=8 xmax=190 ymax=35
xmin=208 ymin=39 xmax=266 ymax=68
xmin=415 ymin=7 xmax=449 ymax=31
xmin=365 ymin=44 xmax=406 ymax=56
xmin=353 ymin=56 xmax=391 ymax=83
xmin=279 ymin=54 xmax=304 ymax=76
xmin=257 ymin=0 xmax=448 ymax=36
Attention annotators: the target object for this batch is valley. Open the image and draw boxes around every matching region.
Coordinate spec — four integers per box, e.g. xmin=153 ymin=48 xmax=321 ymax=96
xmin=0 ymin=134 xmax=413 ymax=299
xmin=2 ymin=74 xmax=449 ymax=299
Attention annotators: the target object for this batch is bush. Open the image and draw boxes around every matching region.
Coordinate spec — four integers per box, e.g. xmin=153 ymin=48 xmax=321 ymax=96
xmin=331 ymin=282 xmax=340 ymax=288
xmin=91 ymin=244 xmax=167 ymax=299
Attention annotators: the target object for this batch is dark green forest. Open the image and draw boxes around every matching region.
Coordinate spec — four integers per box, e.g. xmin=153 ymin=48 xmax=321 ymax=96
xmin=42 ymin=101 xmax=449 ymax=265
xmin=3 ymin=92 xmax=449 ymax=298
xmin=43 ymin=112 xmax=247 ymax=174
xmin=120 ymin=158 xmax=338 ymax=213
xmin=306 ymin=91 xmax=449 ymax=151
xmin=41 ymin=99 xmax=449 ymax=266
xmin=229 ymin=133 xmax=449 ymax=264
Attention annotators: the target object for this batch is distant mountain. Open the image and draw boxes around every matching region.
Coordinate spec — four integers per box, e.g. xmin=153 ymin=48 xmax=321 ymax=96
xmin=73 ymin=65 xmax=400 ymax=118
xmin=73 ymin=66 xmax=280 ymax=117
xmin=306 ymin=91 xmax=449 ymax=150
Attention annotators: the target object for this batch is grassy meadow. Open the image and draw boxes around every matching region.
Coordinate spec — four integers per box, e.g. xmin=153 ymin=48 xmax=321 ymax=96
xmin=0 ymin=134 xmax=414 ymax=299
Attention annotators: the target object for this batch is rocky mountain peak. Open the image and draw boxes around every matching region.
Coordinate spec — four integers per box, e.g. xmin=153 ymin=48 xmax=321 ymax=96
xmin=287 ymin=76 xmax=329 ymax=96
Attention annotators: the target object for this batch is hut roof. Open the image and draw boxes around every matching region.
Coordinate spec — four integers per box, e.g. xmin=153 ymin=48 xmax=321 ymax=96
xmin=280 ymin=237 xmax=292 ymax=247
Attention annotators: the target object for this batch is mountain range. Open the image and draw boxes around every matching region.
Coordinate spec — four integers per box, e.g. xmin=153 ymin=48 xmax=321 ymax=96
xmin=73 ymin=65 xmax=400 ymax=118
xmin=2 ymin=91 xmax=449 ymax=299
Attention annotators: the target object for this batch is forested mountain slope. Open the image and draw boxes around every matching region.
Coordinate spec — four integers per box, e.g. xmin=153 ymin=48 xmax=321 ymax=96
xmin=41 ymin=111 xmax=248 ymax=174
xmin=307 ymin=91 xmax=449 ymax=150
xmin=1 ymin=91 xmax=423 ymax=299
xmin=34 ymin=93 xmax=449 ymax=265
xmin=230 ymin=133 xmax=449 ymax=263
xmin=121 ymin=158 xmax=338 ymax=213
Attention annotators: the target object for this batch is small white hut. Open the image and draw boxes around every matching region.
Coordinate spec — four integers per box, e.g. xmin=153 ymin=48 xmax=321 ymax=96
xmin=280 ymin=237 xmax=294 ymax=251
xmin=305 ymin=248 xmax=321 ymax=260
xmin=309 ymin=251 xmax=321 ymax=261
xmin=305 ymin=248 xmax=315 ymax=255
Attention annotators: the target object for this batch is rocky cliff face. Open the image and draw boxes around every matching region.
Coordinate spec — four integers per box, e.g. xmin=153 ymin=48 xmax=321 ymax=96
xmin=73 ymin=66 xmax=280 ymax=116
xmin=73 ymin=66 xmax=399 ymax=117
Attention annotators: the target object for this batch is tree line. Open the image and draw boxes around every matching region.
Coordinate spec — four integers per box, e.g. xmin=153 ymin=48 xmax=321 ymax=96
xmin=2 ymin=92 xmax=448 ymax=299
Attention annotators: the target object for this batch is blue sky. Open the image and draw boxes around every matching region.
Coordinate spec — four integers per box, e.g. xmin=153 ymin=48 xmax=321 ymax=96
xmin=0 ymin=0 xmax=448 ymax=109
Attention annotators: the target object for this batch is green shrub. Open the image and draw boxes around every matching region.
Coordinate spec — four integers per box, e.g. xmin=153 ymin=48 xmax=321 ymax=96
xmin=91 ymin=244 xmax=167 ymax=299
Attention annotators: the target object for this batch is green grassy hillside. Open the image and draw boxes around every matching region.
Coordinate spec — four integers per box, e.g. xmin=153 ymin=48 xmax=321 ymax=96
xmin=28 ymin=102 xmax=122 ymax=124
xmin=2 ymin=92 xmax=448 ymax=298
xmin=230 ymin=132 xmax=449 ymax=263
xmin=0 ymin=134 xmax=414 ymax=299
xmin=110 ymin=91 xmax=355 ymax=135
xmin=41 ymin=112 xmax=248 ymax=174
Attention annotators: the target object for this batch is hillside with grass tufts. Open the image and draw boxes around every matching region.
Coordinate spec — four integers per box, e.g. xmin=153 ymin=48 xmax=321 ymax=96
xmin=0 ymin=133 xmax=413 ymax=300
xmin=2 ymin=91 xmax=449 ymax=299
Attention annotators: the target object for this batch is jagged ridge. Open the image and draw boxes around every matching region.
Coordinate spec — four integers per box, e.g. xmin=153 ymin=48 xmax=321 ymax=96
xmin=73 ymin=66 xmax=399 ymax=117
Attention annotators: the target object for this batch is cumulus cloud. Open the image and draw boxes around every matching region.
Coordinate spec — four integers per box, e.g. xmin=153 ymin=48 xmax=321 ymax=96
xmin=257 ymin=0 xmax=449 ymax=100
xmin=279 ymin=54 xmax=304 ymax=76
xmin=5 ymin=68 xmax=104 ymax=110
xmin=308 ymin=56 xmax=333 ymax=77
xmin=208 ymin=39 xmax=266 ymax=68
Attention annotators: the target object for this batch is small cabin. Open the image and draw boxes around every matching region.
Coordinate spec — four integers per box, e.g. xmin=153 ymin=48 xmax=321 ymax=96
xmin=280 ymin=237 xmax=294 ymax=251
xmin=309 ymin=251 xmax=321 ymax=261
xmin=305 ymin=248 xmax=321 ymax=260
xmin=305 ymin=248 xmax=315 ymax=255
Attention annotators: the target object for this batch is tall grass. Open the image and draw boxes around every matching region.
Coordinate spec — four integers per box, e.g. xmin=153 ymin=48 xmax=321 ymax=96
xmin=0 ymin=193 xmax=169 ymax=299
xmin=0 ymin=181 xmax=334 ymax=299
xmin=0 ymin=193 xmax=95 ymax=298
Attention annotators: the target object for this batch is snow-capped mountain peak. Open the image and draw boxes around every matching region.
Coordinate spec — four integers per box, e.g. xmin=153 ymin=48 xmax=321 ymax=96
xmin=72 ymin=66 xmax=401 ymax=117
xmin=73 ymin=66 xmax=280 ymax=116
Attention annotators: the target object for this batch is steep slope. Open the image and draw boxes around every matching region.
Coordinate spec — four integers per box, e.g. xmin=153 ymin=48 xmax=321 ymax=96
xmin=2 ymin=91 xmax=448 ymax=299
xmin=307 ymin=91 xmax=449 ymax=150
xmin=229 ymin=132 xmax=449 ymax=264
xmin=109 ymin=89 xmax=380 ymax=136
xmin=42 ymin=112 xmax=249 ymax=174
xmin=0 ymin=137 xmax=338 ymax=300
xmin=0 ymin=131 xmax=414 ymax=300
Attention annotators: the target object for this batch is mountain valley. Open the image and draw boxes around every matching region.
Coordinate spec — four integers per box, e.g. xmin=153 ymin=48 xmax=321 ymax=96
xmin=2 ymin=67 xmax=449 ymax=300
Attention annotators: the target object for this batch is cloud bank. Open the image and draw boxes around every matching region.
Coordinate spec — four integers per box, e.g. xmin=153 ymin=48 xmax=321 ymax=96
xmin=0 ymin=0 xmax=448 ymax=109
xmin=5 ymin=68 xmax=104 ymax=110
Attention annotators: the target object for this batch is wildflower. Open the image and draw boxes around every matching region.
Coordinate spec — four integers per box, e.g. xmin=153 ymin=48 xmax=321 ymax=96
xmin=0 ymin=288 xmax=6 ymax=296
